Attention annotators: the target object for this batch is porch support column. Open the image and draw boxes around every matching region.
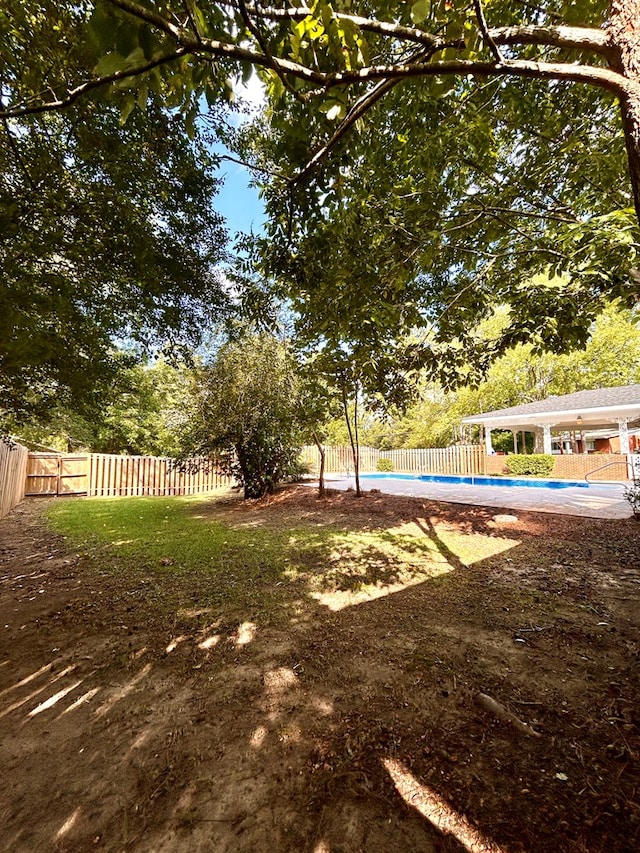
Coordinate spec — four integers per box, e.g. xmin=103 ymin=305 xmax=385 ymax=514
xmin=484 ymin=426 xmax=494 ymax=455
xmin=618 ymin=418 xmax=630 ymax=456
xmin=577 ymin=421 xmax=588 ymax=453
xmin=539 ymin=424 xmax=552 ymax=455
xmin=533 ymin=427 xmax=544 ymax=453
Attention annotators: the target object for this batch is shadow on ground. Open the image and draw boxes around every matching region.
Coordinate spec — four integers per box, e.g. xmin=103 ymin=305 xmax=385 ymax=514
xmin=1 ymin=486 xmax=639 ymax=852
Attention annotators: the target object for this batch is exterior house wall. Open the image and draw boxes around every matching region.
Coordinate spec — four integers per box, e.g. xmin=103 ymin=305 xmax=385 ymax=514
xmin=594 ymin=435 xmax=639 ymax=454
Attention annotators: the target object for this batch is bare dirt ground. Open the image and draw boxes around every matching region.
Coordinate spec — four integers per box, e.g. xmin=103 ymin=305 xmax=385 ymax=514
xmin=1 ymin=487 xmax=639 ymax=853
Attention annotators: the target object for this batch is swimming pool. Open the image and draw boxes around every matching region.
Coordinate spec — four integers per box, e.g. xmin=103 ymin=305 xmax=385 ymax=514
xmin=361 ymin=473 xmax=590 ymax=489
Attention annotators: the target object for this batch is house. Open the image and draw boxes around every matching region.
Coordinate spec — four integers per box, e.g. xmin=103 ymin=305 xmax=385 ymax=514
xmin=555 ymin=427 xmax=640 ymax=455
xmin=461 ymin=384 xmax=640 ymax=456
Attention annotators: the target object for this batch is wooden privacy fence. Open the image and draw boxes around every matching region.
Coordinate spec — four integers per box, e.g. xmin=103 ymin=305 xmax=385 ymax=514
xmin=0 ymin=441 xmax=29 ymax=519
xmin=382 ymin=445 xmax=484 ymax=475
xmin=10 ymin=445 xmax=633 ymax=510
xmin=300 ymin=444 xmax=484 ymax=476
xmin=299 ymin=445 xmax=381 ymax=475
xmin=89 ymin=454 xmax=232 ymax=497
xmin=25 ymin=453 xmax=233 ymax=498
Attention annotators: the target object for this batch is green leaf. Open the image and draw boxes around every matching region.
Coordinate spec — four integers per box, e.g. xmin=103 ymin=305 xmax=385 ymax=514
xmin=410 ymin=0 xmax=430 ymax=24
xmin=88 ymin=5 xmax=119 ymax=51
xmin=204 ymin=80 xmax=218 ymax=107
xmin=116 ymin=22 xmax=138 ymax=58
xmin=241 ymin=60 xmax=252 ymax=85
xmin=148 ymin=68 xmax=163 ymax=95
xmin=136 ymin=82 xmax=148 ymax=111
xmin=185 ymin=105 xmax=198 ymax=139
xmin=94 ymin=52 xmax=128 ymax=77
xmin=191 ymin=5 xmax=208 ymax=38
xmin=119 ymin=93 xmax=136 ymax=124
xmin=124 ymin=46 xmax=145 ymax=68
xmin=139 ymin=24 xmax=156 ymax=60
xmin=308 ymin=22 xmax=325 ymax=40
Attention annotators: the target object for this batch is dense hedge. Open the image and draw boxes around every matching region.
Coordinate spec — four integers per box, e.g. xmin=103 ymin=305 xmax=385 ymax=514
xmin=505 ymin=454 xmax=555 ymax=477
xmin=376 ymin=457 xmax=394 ymax=472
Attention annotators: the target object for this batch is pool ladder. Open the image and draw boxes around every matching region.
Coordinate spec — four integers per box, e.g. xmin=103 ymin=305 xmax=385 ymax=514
xmin=584 ymin=459 xmax=630 ymax=484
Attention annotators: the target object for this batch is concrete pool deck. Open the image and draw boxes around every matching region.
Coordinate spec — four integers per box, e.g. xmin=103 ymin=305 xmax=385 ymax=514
xmin=315 ymin=475 xmax=634 ymax=519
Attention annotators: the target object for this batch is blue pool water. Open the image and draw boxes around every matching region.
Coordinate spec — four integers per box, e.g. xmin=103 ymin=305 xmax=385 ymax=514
xmin=361 ymin=473 xmax=590 ymax=489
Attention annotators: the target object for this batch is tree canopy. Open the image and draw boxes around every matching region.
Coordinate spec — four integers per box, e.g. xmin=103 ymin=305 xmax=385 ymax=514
xmin=8 ymin=360 xmax=196 ymax=455
xmin=1 ymin=0 xmax=230 ymax=425
xmin=2 ymin=0 xmax=640 ymax=216
xmin=252 ymin=70 xmax=639 ymax=388
xmin=3 ymin=0 xmax=640 ymax=431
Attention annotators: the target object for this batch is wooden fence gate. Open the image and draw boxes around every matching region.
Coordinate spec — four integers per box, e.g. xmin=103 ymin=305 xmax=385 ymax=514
xmin=25 ymin=453 xmax=89 ymax=496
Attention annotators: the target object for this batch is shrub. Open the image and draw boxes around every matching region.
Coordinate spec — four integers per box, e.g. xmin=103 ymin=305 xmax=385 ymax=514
xmin=376 ymin=457 xmax=394 ymax=472
xmin=623 ymin=481 xmax=640 ymax=518
xmin=505 ymin=454 xmax=555 ymax=477
xmin=184 ymin=335 xmax=305 ymax=499
xmin=285 ymin=459 xmax=313 ymax=482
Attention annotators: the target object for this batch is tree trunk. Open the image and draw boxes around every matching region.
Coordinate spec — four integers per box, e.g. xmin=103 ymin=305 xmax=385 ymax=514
xmin=342 ymin=385 xmax=361 ymax=497
xmin=609 ymin=0 xmax=640 ymax=223
xmin=311 ymin=427 xmax=326 ymax=497
xmin=353 ymin=386 xmax=361 ymax=496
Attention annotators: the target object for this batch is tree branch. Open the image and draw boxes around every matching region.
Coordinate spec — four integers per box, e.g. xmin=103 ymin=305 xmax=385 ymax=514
xmin=489 ymin=24 xmax=614 ymax=58
xmin=106 ymin=0 xmax=191 ymax=40
xmin=218 ymin=152 xmax=287 ymax=179
xmin=0 ymin=50 xmax=188 ymax=117
xmin=321 ymin=58 xmax=636 ymax=100
xmin=1 ymin=1 xmax=634 ymax=132
xmin=241 ymin=3 xmax=441 ymax=48
xmin=464 ymin=204 xmax=578 ymax=223
xmin=474 ymin=0 xmax=504 ymax=63
xmin=240 ymin=5 xmax=611 ymax=60
xmin=293 ymin=46 xmax=436 ymax=185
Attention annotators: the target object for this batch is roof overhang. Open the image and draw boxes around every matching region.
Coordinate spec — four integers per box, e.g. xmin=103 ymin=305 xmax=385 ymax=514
xmin=462 ymin=404 xmax=640 ymax=432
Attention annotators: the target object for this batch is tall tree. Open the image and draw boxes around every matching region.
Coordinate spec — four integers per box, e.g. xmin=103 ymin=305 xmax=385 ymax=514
xmin=0 ymin=0 xmax=230 ymax=425
xmin=8 ymin=360 xmax=197 ymax=456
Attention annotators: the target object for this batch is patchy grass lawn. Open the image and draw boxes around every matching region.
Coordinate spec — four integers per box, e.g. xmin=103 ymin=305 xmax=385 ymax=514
xmin=1 ymin=486 xmax=639 ymax=853
xmin=47 ymin=493 xmax=509 ymax=625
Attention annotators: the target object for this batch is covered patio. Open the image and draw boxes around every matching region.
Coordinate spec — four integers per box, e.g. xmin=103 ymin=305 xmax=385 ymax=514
xmin=461 ymin=385 xmax=640 ymax=458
